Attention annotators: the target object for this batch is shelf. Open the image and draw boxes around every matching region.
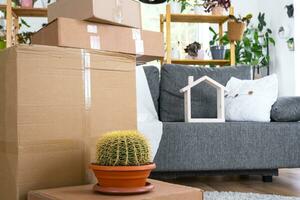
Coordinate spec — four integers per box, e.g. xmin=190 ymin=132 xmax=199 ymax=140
xmin=13 ymin=7 xmax=47 ymax=17
xmin=0 ymin=4 xmax=6 ymax=11
xmin=163 ymin=14 xmax=229 ymax=24
xmin=0 ymin=4 xmax=47 ymax=17
xmin=170 ymin=59 xmax=230 ymax=66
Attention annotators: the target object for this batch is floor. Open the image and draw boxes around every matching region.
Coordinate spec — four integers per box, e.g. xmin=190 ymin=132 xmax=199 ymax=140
xmin=166 ymin=169 xmax=300 ymax=197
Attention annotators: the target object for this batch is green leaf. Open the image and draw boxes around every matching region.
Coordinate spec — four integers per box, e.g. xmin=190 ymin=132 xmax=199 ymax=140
xmin=269 ymin=37 xmax=275 ymax=46
xmin=20 ymin=19 xmax=30 ymax=28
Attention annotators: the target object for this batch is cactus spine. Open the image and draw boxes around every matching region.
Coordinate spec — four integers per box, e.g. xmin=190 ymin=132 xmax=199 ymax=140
xmin=96 ymin=130 xmax=151 ymax=166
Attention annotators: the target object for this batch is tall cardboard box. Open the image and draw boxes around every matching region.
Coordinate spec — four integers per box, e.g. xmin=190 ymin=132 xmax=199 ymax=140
xmin=0 ymin=45 xmax=137 ymax=200
xmin=32 ymin=18 xmax=164 ymax=64
xmin=48 ymin=0 xmax=142 ymax=29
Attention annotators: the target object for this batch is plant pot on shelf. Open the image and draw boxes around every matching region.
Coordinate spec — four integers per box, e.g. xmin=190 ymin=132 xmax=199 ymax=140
xmin=210 ymin=45 xmax=226 ymax=60
xmin=212 ymin=6 xmax=225 ymax=16
xmin=21 ymin=0 xmax=33 ymax=8
xmin=228 ymin=21 xmax=246 ymax=41
xmin=90 ymin=163 xmax=156 ymax=189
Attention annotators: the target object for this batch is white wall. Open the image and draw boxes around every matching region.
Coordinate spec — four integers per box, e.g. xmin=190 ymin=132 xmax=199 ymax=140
xmin=259 ymin=0 xmax=295 ymax=96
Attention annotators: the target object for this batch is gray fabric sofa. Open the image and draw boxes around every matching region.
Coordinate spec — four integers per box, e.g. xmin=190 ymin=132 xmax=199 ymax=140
xmin=143 ymin=64 xmax=300 ymax=182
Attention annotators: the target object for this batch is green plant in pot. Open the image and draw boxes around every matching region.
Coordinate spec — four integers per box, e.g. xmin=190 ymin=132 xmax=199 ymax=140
xmin=228 ymin=14 xmax=252 ymax=41
xmin=90 ymin=130 xmax=156 ymax=194
xmin=209 ymin=27 xmax=228 ymax=60
xmin=234 ymin=12 xmax=275 ymax=67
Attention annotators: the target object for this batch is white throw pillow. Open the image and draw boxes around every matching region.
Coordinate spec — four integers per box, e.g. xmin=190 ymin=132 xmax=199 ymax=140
xmin=225 ymin=74 xmax=278 ymax=122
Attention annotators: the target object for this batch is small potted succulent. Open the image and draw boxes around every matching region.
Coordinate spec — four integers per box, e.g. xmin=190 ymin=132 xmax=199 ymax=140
xmin=228 ymin=14 xmax=252 ymax=41
xmin=203 ymin=0 xmax=231 ymax=16
xmin=209 ymin=27 xmax=228 ymax=60
xmin=90 ymin=130 xmax=156 ymax=194
xmin=184 ymin=41 xmax=205 ymax=59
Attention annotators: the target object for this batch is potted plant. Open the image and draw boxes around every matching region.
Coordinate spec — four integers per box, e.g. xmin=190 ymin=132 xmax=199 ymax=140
xmin=287 ymin=38 xmax=294 ymax=51
xmin=90 ymin=130 xmax=156 ymax=194
xmin=203 ymin=0 xmax=231 ymax=16
xmin=209 ymin=27 xmax=228 ymax=60
xmin=184 ymin=41 xmax=205 ymax=59
xmin=228 ymin=14 xmax=252 ymax=41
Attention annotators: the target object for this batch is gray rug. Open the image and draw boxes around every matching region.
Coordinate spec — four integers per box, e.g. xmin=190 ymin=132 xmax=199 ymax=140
xmin=205 ymin=192 xmax=300 ymax=200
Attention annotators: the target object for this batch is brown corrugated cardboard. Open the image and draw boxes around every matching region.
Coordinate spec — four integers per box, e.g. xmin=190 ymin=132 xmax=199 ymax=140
xmin=0 ymin=45 xmax=137 ymax=200
xmin=28 ymin=179 xmax=204 ymax=200
xmin=32 ymin=18 xmax=164 ymax=64
xmin=48 ymin=0 xmax=142 ymax=29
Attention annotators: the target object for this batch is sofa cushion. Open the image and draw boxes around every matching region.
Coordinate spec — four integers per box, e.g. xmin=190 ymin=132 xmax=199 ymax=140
xmin=159 ymin=64 xmax=252 ymax=122
xmin=154 ymin=122 xmax=300 ymax=171
xmin=225 ymin=75 xmax=278 ymax=122
xmin=271 ymin=97 xmax=300 ymax=122
xmin=143 ymin=66 xmax=160 ymax=113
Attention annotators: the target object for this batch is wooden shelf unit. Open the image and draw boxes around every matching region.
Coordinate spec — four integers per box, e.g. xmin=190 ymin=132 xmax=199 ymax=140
xmin=160 ymin=4 xmax=236 ymax=66
xmin=0 ymin=1 xmax=47 ymax=48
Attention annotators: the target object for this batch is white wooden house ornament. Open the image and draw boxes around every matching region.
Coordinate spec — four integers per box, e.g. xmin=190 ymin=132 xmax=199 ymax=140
xmin=180 ymin=76 xmax=226 ymax=123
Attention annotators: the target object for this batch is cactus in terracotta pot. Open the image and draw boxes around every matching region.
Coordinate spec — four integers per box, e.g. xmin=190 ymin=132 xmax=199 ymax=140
xmin=90 ymin=130 xmax=156 ymax=194
xmin=96 ymin=130 xmax=151 ymax=166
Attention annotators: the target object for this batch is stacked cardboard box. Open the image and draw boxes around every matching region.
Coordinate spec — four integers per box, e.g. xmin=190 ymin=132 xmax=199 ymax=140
xmin=32 ymin=0 xmax=164 ymax=64
xmin=0 ymin=45 xmax=137 ymax=200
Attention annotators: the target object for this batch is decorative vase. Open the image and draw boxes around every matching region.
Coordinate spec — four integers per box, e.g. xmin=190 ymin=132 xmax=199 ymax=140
xmin=21 ymin=0 xmax=33 ymax=8
xmin=228 ymin=21 xmax=246 ymax=41
xmin=90 ymin=163 xmax=156 ymax=193
xmin=210 ymin=46 xmax=226 ymax=60
xmin=170 ymin=2 xmax=181 ymax=14
xmin=212 ymin=6 xmax=225 ymax=16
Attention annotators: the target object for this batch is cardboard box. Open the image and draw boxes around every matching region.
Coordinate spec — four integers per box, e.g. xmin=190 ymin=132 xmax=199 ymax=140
xmin=32 ymin=18 xmax=164 ymax=64
xmin=48 ymin=0 xmax=142 ymax=29
xmin=0 ymin=45 xmax=137 ymax=200
xmin=28 ymin=179 xmax=204 ymax=200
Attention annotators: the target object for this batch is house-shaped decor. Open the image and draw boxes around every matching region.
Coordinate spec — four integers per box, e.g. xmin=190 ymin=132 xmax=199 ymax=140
xmin=180 ymin=76 xmax=226 ymax=123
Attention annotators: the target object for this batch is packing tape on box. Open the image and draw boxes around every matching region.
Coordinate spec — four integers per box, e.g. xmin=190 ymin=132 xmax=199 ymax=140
xmin=86 ymin=24 xmax=101 ymax=50
xmin=90 ymin=36 xmax=101 ymax=50
xmin=81 ymin=49 xmax=94 ymax=182
xmin=132 ymin=29 xmax=145 ymax=55
xmin=87 ymin=25 xmax=98 ymax=34
xmin=114 ymin=0 xmax=124 ymax=24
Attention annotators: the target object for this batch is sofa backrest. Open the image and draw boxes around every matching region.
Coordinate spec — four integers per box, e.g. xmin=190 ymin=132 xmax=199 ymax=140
xmin=159 ymin=64 xmax=252 ymax=122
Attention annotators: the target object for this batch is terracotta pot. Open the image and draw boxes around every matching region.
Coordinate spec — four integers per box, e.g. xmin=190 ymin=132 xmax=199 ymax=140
xmin=228 ymin=21 xmax=246 ymax=41
xmin=212 ymin=6 xmax=225 ymax=16
xmin=21 ymin=0 xmax=33 ymax=8
xmin=90 ymin=163 xmax=156 ymax=188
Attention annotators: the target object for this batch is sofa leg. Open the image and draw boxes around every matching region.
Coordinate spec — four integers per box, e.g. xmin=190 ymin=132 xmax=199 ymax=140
xmin=262 ymin=176 xmax=273 ymax=182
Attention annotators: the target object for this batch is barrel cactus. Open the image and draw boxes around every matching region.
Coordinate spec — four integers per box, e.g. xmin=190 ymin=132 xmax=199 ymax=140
xmin=96 ymin=130 xmax=151 ymax=166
